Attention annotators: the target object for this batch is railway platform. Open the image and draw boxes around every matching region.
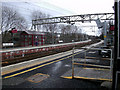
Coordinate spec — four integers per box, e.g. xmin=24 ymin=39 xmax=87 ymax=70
xmin=61 ymin=44 xmax=113 ymax=89
xmin=2 ymin=40 xmax=110 ymax=89
xmin=2 ymin=40 xmax=103 ymax=76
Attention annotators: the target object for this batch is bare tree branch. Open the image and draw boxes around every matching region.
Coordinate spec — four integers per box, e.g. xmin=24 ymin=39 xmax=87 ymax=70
xmin=2 ymin=6 xmax=28 ymax=32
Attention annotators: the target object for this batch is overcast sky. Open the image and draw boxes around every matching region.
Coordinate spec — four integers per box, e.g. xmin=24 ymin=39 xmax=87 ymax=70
xmin=36 ymin=0 xmax=114 ymax=14
xmin=2 ymin=0 xmax=114 ymax=14
xmin=1 ymin=0 xmax=114 ymax=36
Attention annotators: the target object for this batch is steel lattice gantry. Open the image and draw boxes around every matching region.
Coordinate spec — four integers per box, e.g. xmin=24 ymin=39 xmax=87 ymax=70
xmin=32 ymin=13 xmax=114 ymax=27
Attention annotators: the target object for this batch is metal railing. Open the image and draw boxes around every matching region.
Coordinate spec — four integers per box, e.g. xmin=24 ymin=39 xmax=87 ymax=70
xmin=72 ymin=46 xmax=113 ymax=78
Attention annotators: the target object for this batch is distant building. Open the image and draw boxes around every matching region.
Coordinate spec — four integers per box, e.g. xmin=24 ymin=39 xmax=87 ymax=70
xmin=11 ymin=30 xmax=45 ymax=47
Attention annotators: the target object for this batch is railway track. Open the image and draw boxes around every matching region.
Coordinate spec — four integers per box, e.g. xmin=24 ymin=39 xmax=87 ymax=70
xmin=2 ymin=40 xmax=100 ymax=66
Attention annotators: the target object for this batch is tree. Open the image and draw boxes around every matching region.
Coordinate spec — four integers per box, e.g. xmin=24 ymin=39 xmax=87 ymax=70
xmin=31 ymin=10 xmax=58 ymax=33
xmin=59 ymin=24 xmax=72 ymax=34
xmin=31 ymin=10 xmax=47 ymax=31
xmin=31 ymin=11 xmax=58 ymax=44
xmin=59 ymin=24 xmax=66 ymax=34
xmin=1 ymin=6 xmax=28 ymax=32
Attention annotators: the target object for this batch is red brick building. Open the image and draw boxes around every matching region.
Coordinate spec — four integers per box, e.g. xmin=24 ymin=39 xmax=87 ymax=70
xmin=11 ymin=30 xmax=45 ymax=47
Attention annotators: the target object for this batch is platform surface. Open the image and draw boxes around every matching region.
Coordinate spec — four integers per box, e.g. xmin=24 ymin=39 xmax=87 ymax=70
xmin=61 ymin=67 xmax=112 ymax=81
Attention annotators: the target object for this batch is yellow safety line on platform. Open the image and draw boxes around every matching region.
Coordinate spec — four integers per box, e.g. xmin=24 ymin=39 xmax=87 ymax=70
xmin=74 ymin=76 xmax=112 ymax=81
xmin=61 ymin=76 xmax=112 ymax=81
xmin=60 ymin=76 xmax=72 ymax=79
xmin=83 ymin=67 xmax=110 ymax=71
xmin=3 ymin=51 xmax=81 ymax=79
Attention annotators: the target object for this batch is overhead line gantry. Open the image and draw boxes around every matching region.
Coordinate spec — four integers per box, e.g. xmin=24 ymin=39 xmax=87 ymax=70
xmin=32 ymin=13 xmax=114 ymax=28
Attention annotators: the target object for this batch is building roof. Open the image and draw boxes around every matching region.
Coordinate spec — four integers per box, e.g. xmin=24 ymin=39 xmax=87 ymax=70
xmin=17 ymin=30 xmax=45 ymax=35
xmin=25 ymin=30 xmax=44 ymax=35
